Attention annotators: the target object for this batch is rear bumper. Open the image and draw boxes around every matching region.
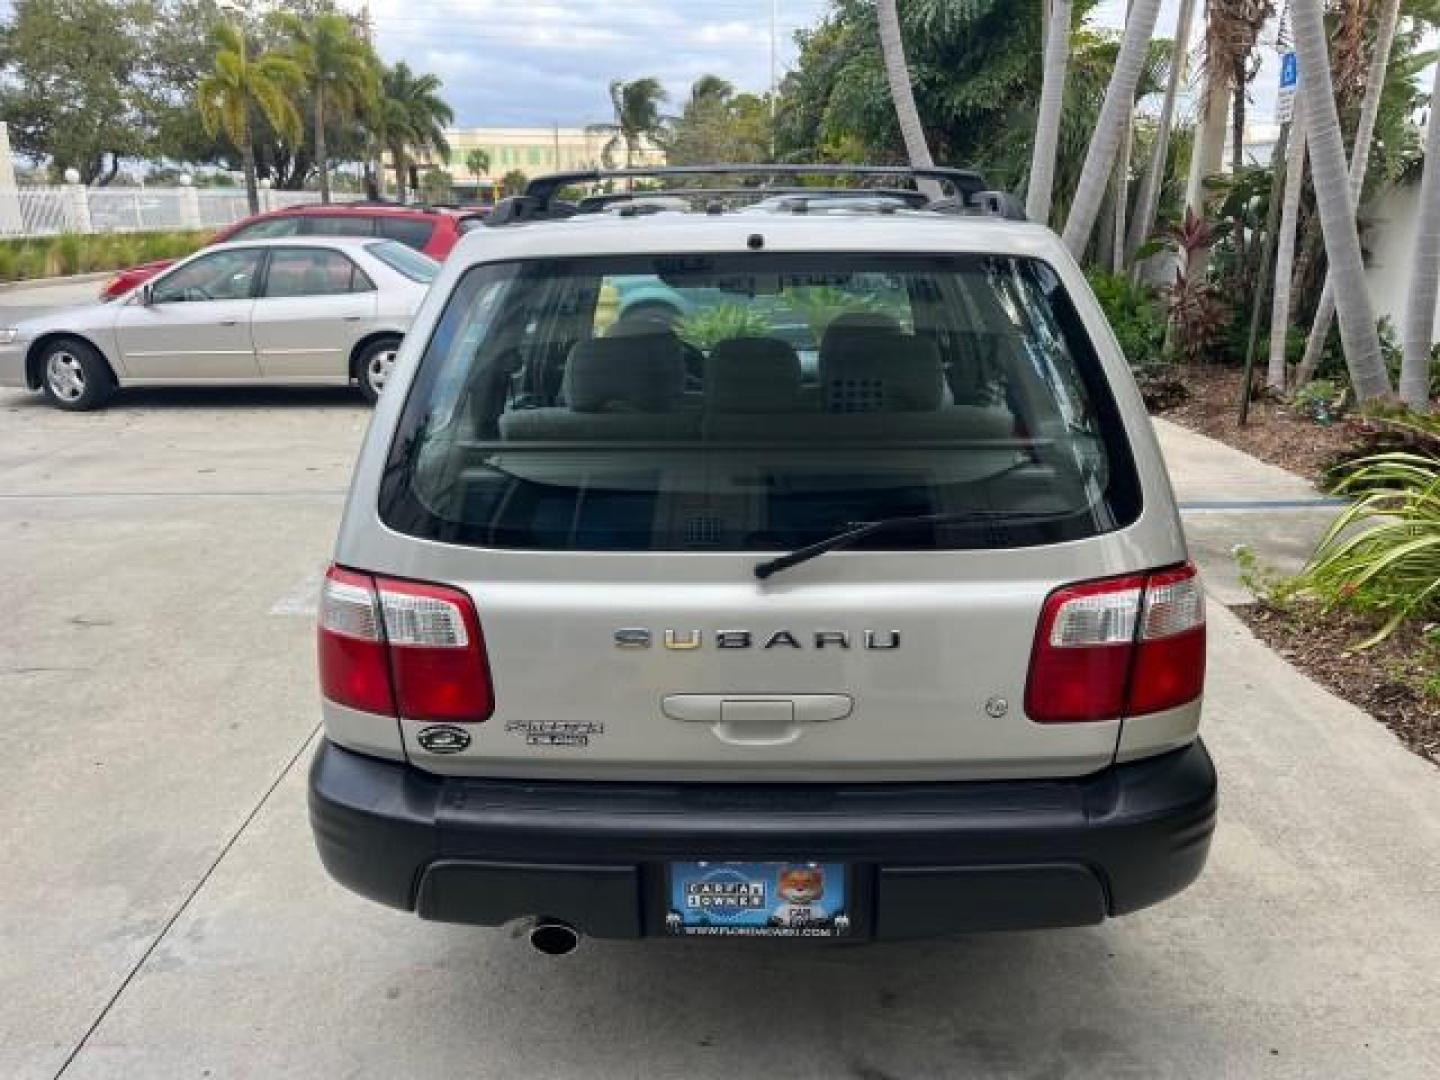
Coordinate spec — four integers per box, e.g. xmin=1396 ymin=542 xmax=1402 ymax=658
xmin=308 ymin=739 xmax=1217 ymax=939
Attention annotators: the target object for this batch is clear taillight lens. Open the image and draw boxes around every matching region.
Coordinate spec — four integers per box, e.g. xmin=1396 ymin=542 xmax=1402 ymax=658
xmin=317 ymin=567 xmax=493 ymax=724
xmin=1026 ymin=565 xmax=1205 ymax=724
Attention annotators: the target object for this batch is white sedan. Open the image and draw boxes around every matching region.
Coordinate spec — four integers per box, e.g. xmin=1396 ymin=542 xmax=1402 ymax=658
xmin=0 ymin=236 xmax=437 ymax=410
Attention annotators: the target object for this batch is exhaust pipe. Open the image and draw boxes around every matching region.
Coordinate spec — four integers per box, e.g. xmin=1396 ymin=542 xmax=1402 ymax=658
xmin=528 ymin=919 xmax=581 ymax=956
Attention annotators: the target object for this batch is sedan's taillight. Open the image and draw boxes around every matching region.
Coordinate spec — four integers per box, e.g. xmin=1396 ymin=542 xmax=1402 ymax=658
xmin=1025 ymin=564 xmax=1205 ymax=724
xmin=318 ymin=565 xmax=492 ymax=723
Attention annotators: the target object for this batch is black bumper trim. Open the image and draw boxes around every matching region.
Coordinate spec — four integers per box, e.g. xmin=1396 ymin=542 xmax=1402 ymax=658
xmin=309 ymin=739 xmax=1216 ymax=938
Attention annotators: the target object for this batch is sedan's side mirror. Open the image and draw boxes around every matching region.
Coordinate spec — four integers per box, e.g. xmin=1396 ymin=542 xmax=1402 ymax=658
xmin=139 ymin=283 xmax=155 ymax=307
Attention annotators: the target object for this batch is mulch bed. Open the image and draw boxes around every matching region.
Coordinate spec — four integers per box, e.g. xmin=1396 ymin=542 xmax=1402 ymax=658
xmin=1236 ymin=602 xmax=1440 ymax=766
xmin=1160 ymin=365 xmax=1356 ymax=484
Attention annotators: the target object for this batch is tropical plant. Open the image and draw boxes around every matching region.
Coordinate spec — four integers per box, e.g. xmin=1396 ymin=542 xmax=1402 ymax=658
xmin=375 ymin=61 xmax=453 ymax=203
xmin=668 ymin=78 xmax=773 ymax=166
xmin=419 ymin=165 xmax=450 ymax=204
xmin=589 ymin=77 xmax=668 ymax=169
xmin=1297 ymin=0 xmax=1403 ymax=391
xmin=689 ymin=74 xmax=734 ymax=111
xmin=1061 ymin=0 xmax=1162 ymax=258
xmin=875 ymin=0 xmax=939 ymax=199
xmin=196 ymin=22 xmax=303 ymax=214
xmin=500 ymin=169 xmax=528 ymax=197
xmin=278 ymin=11 xmax=377 ymax=204
xmin=1290 ymin=0 xmax=1390 ymax=403
xmin=676 ymin=304 xmax=772 ymax=352
xmin=1027 ymin=0 xmax=1073 ymax=225
xmin=464 ymin=147 xmax=491 ymax=184
xmin=1298 ymin=450 xmax=1440 ymax=645
xmin=1088 ymin=270 xmax=1168 ymax=371
xmin=1161 ymin=211 xmax=1229 ymax=364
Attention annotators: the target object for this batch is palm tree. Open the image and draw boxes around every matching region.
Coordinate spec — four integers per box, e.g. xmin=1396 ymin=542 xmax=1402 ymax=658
xmin=589 ymin=78 xmax=668 ymax=169
xmin=280 ymin=12 xmax=377 ymax=204
xmin=1126 ymin=0 xmax=1196 ymax=270
xmin=689 ymin=74 xmax=734 ymax=112
xmin=1027 ymin=0 xmax=1072 ymax=225
xmin=1290 ymin=0 xmax=1390 ymax=403
xmin=1266 ymin=100 xmax=1307 ymax=392
xmin=377 ymin=62 xmax=453 ymax=203
xmin=1400 ymin=60 xmax=1440 ymax=411
xmin=1060 ymin=0 xmax=1162 ymax=258
xmin=197 ymin=23 xmax=303 ymax=215
xmin=875 ymin=0 xmax=940 ymax=200
xmin=1296 ymin=0 xmax=1402 ymax=390
xmin=464 ymin=147 xmax=491 ymax=191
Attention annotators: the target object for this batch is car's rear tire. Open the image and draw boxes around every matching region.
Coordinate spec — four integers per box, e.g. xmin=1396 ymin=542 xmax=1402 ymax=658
xmin=37 ymin=338 xmax=114 ymax=411
xmin=355 ymin=337 xmax=402 ymax=406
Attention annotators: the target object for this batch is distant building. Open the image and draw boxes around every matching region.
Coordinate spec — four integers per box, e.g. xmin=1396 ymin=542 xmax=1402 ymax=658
xmin=398 ymin=127 xmax=666 ymax=202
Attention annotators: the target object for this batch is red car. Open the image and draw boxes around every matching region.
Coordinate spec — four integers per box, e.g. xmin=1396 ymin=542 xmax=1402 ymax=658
xmin=100 ymin=203 xmax=486 ymax=301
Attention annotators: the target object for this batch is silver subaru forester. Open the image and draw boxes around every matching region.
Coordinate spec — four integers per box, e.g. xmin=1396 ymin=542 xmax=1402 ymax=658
xmin=308 ymin=167 xmax=1215 ymax=952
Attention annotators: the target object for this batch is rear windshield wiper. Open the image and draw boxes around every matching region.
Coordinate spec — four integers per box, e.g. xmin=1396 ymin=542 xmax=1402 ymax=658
xmin=753 ymin=509 xmax=1078 ymax=580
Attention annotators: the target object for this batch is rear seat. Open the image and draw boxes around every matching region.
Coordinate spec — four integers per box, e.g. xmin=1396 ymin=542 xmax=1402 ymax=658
xmin=497 ymin=328 xmax=702 ymax=441
xmin=500 ymin=322 xmax=1014 ymax=443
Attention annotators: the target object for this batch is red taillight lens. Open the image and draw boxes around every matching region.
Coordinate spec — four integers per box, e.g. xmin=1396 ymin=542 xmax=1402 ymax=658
xmin=317 ymin=566 xmax=493 ymax=724
xmin=1025 ymin=564 xmax=1205 ymax=724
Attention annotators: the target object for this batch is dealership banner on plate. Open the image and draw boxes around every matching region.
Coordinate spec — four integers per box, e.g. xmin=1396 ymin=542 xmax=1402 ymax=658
xmin=666 ymin=861 xmax=850 ymax=937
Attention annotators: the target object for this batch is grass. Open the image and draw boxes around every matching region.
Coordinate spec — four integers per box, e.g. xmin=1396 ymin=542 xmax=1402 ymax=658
xmin=0 ymin=230 xmax=212 ymax=283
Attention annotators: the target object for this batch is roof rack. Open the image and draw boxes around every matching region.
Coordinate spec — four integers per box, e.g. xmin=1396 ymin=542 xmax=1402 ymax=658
xmin=486 ymin=164 xmax=1024 ymax=225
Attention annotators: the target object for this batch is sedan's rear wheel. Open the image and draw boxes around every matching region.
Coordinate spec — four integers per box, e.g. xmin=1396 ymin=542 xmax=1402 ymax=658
xmin=356 ymin=337 xmax=401 ymax=405
xmin=38 ymin=338 xmax=114 ymax=411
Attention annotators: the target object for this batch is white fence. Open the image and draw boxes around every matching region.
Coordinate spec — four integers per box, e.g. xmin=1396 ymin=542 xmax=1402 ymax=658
xmin=0 ymin=185 xmax=362 ymax=239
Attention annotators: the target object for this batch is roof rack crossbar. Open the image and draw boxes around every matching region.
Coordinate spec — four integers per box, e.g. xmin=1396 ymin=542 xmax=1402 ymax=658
xmin=574 ymin=185 xmax=931 ymax=211
xmin=523 ymin=164 xmax=987 ymax=208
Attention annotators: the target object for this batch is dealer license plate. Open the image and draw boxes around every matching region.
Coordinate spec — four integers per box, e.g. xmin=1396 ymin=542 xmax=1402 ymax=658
xmin=666 ymin=861 xmax=850 ymax=937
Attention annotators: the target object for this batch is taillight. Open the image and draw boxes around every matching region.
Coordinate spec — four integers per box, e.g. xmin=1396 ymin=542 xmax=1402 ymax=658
xmin=318 ymin=566 xmax=493 ymax=723
xmin=1025 ymin=564 xmax=1205 ymax=724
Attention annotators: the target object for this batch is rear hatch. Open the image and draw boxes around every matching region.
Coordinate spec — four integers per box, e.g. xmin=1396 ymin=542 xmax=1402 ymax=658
xmin=332 ymin=245 xmax=1195 ymax=781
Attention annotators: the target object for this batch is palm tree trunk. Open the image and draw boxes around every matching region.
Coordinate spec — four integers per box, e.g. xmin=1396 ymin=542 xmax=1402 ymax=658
xmin=1295 ymin=0 xmax=1401 ymax=389
xmin=1127 ymin=0 xmax=1195 ymax=273
xmin=1060 ymin=0 xmax=1162 ymax=258
xmin=1267 ymin=106 xmax=1307 ymax=392
xmin=1291 ymin=0 xmax=1390 ymax=403
xmin=393 ymin=147 xmax=407 ymax=204
xmin=1027 ymin=0 xmax=1072 ymax=225
xmin=1400 ymin=61 xmax=1440 ymax=411
xmin=315 ymin=86 xmax=330 ymax=203
xmin=241 ymin=116 xmax=260 ymax=216
xmin=1111 ymin=110 xmax=1133 ymax=272
xmin=876 ymin=0 xmax=942 ymax=201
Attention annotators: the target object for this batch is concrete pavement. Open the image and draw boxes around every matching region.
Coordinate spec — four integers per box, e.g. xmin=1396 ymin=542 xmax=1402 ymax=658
xmin=1 ymin=380 xmax=1436 ymax=1079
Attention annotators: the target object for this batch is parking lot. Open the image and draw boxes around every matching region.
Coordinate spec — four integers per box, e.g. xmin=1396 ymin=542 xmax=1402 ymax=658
xmin=2 ymin=373 xmax=1439 ymax=1078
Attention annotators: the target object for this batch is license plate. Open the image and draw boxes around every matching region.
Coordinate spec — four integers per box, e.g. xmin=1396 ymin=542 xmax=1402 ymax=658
xmin=666 ymin=861 xmax=850 ymax=937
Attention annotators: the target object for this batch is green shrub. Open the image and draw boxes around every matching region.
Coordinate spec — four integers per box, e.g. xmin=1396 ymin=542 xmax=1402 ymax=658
xmin=0 ymin=230 xmax=211 ymax=284
xmin=1292 ymin=378 xmax=1347 ymax=425
xmin=1297 ymin=449 xmax=1440 ymax=645
xmin=677 ymin=303 xmax=772 ymax=352
xmin=1086 ymin=270 xmax=1167 ymax=372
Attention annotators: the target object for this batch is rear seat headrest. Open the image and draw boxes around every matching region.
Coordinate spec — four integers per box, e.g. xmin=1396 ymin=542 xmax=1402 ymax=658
xmin=822 ymin=332 xmax=945 ymax=413
xmin=704 ymin=337 xmax=801 ymax=412
xmin=563 ymin=333 xmax=685 ymax=413
xmin=819 ymin=311 xmax=903 ymax=358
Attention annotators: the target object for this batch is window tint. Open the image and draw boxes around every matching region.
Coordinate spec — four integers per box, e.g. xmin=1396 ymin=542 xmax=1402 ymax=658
xmin=365 ymin=240 xmax=438 ymax=283
xmin=303 ymin=215 xmax=376 ymax=238
xmin=228 ymin=216 xmax=301 ymax=240
xmin=380 ymin=254 xmax=1139 ymax=552
xmin=263 ymin=248 xmax=370 ymax=298
xmin=376 ymin=216 xmax=435 ymax=250
xmin=151 ymin=249 xmax=262 ymax=303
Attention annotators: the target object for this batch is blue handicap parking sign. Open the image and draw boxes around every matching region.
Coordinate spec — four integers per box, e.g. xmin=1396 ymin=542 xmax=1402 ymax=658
xmin=1280 ymin=52 xmax=1298 ymax=89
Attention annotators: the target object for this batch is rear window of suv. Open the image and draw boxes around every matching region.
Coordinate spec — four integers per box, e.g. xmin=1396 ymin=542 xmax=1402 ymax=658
xmin=379 ymin=253 xmax=1140 ymax=552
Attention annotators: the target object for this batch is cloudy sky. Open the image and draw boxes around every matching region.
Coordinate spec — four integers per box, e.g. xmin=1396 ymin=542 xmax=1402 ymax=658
xmin=361 ymin=0 xmax=1296 ymax=131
